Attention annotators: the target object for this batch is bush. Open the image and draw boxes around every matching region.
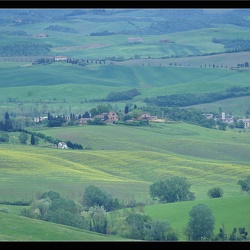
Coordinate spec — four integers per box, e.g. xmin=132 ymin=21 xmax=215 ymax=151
xmin=207 ymin=187 xmax=223 ymax=198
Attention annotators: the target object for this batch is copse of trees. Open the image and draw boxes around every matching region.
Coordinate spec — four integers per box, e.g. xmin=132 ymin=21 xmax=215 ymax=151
xmin=82 ymin=185 xmax=120 ymax=212
xmin=144 ymin=87 xmax=250 ymax=108
xmin=161 ymin=107 xmax=217 ymax=129
xmin=0 ymin=43 xmax=52 ymax=56
xmin=149 ymin=176 xmax=195 ymax=203
xmin=105 ymin=88 xmax=140 ymax=102
xmin=21 ymin=191 xmax=84 ymax=229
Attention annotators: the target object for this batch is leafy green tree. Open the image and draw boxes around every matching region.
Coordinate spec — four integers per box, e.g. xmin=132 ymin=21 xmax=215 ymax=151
xmin=207 ymin=187 xmax=223 ymax=198
xmin=144 ymin=220 xmax=178 ymax=241
xmin=236 ymin=120 xmax=244 ymax=129
xmin=185 ymin=204 xmax=215 ymax=241
xmin=237 ymin=175 xmax=250 ymax=193
xmin=83 ymin=185 xmax=120 ymax=211
xmin=19 ymin=132 xmax=28 ymax=144
xmin=125 ymin=212 xmax=151 ymax=240
xmin=85 ymin=205 xmax=108 ymax=234
xmin=82 ymin=111 xmax=90 ymax=118
xmin=149 ymin=176 xmax=195 ymax=203
xmin=0 ymin=133 xmax=9 ymax=142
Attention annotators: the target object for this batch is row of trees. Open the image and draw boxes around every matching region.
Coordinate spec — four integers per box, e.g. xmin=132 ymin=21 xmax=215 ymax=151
xmin=144 ymin=87 xmax=250 ymax=108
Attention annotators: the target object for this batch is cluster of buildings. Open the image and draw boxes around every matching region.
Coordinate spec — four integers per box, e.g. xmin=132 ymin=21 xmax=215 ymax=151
xmin=204 ymin=112 xmax=250 ymax=128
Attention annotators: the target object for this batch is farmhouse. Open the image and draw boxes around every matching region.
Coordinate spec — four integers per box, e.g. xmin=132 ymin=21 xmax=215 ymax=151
xmin=140 ymin=113 xmax=158 ymax=121
xmin=128 ymin=38 xmax=143 ymax=43
xmin=55 ymin=56 xmax=68 ymax=61
xmin=238 ymin=118 xmax=250 ymax=128
xmin=108 ymin=111 xmax=119 ymax=123
xmin=33 ymin=33 xmax=48 ymax=38
xmin=34 ymin=116 xmax=48 ymax=123
xmin=58 ymin=142 xmax=68 ymax=149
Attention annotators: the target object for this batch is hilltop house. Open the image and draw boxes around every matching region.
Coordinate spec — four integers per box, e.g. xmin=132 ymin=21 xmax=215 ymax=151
xmin=58 ymin=142 xmax=68 ymax=149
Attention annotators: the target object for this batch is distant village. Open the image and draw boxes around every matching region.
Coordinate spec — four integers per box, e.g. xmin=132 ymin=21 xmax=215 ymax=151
xmin=204 ymin=112 xmax=250 ymax=129
xmin=34 ymin=111 xmax=164 ymax=126
xmin=34 ymin=110 xmax=250 ymax=128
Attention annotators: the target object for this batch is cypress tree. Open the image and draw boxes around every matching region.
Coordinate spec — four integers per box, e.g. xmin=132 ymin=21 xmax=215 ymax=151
xmin=31 ymin=134 xmax=35 ymax=145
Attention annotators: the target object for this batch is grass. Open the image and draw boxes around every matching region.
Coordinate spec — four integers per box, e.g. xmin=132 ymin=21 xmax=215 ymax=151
xmin=0 ymin=212 xmax=127 ymax=241
xmin=1 ymin=122 xmax=250 ymax=203
xmin=0 ymin=62 xmax=250 ymax=118
xmin=144 ymin=195 xmax=250 ymax=241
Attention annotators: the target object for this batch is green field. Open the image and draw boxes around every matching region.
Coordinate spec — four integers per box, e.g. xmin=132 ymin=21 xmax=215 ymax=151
xmin=0 ymin=211 xmax=127 ymax=241
xmin=1 ymin=122 xmax=250 ymax=202
xmin=0 ymin=62 xmax=250 ymax=118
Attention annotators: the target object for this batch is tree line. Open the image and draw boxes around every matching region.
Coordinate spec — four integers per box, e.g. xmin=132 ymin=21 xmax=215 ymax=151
xmin=144 ymin=87 xmax=250 ymax=108
xmin=0 ymin=43 xmax=52 ymax=57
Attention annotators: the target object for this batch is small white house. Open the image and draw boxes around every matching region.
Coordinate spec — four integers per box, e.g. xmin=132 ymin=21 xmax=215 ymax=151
xmin=58 ymin=142 xmax=68 ymax=149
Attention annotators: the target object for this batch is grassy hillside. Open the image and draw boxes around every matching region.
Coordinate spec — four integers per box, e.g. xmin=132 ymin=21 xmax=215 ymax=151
xmin=144 ymin=195 xmax=250 ymax=240
xmin=0 ymin=62 xmax=250 ymax=118
xmin=0 ymin=211 xmax=127 ymax=241
xmin=1 ymin=122 xmax=250 ymax=203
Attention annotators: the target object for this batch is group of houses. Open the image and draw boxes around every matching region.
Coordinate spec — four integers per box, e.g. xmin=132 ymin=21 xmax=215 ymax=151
xmin=204 ymin=112 xmax=250 ymax=128
xmin=34 ymin=111 xmax=161 ymax=126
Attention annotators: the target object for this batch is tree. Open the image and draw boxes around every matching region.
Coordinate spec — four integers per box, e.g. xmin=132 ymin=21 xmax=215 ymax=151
xmin=149 ymin=176 xmax=195 ymax=203
xmin=207 ymin=187 xmax=223 ymax=198
xmin=125 ymin=212 xmax=151 ymax=240
xmin=30 ymin=134 xmax=35 ymax=145
xmin=237 ymin=175 xmax=250 ymax=193
xmin=3 ymin=111 xmax=13 ymax=132
xmin=185 ymin=204 xmax=215 ymax=241
xmin=124 ymin=105 xmax=129 ymax=114
xmin=144 ymin=220 xmax=178 ymax=241
xmin=237 ymin=120 xmax=244 ymax=129
xmin=19 ymin=132 xmax=28 ymax=144
xmin=83 ymin=185 xmax=119 ymax=211
xmin=0 ymin=133 xmax=9 ymax=142
xmin=85 ymin=205 xmax=108 ymax=234
xmin=229 ymin=227 xmax=248 ymax=241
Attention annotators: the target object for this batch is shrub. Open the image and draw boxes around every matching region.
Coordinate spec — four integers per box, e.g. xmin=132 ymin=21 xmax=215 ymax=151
xmin=207 ymin=187 xmax=223 ymax=198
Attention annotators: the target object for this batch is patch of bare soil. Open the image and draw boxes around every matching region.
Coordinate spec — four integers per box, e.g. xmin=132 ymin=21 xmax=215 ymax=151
xmin=53 ymin=43 xmax=110 ymax=52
